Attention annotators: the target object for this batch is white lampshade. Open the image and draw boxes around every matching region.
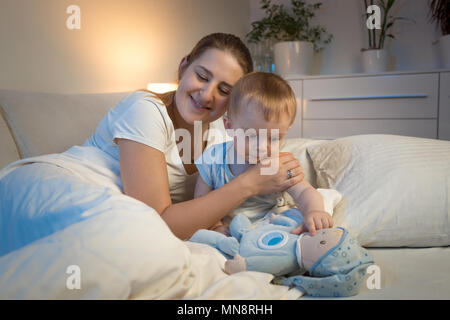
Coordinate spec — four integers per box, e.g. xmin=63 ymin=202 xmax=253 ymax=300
xmin=147 ymin=83 xmax=178 ymax=93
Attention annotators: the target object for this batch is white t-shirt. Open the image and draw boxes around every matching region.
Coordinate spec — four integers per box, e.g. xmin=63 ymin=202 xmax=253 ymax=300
xmin=64 ymin=91 xmax=230 ymax=203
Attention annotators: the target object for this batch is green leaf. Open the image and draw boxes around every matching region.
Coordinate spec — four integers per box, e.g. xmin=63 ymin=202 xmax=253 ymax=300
xmin=246 ymin=0 xmax=332 ymax=50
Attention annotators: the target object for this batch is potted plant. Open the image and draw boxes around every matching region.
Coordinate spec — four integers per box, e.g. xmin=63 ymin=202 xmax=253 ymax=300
xmin=429 ymin=0 xmax=450 ymax=68
xmin=361 ymin=0 xmax=411 ymax=73
xmin=246 ymin=0 xmax=332 ymax=76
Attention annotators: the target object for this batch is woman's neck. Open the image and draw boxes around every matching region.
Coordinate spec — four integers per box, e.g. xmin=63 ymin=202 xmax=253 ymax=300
xmin=168 ymin=100 xmax=208 ymax=133
xmin=167 ymin=99 xmax=209 ymax=164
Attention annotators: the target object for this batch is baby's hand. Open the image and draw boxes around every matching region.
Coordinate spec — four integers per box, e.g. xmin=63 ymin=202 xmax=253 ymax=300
xmin=224 ymin=254 xmax=247 ymax=274
xmin=290 ymin=210 xmax=333 ymax=235
xmin=213 ymin=224 xmax=231 ymax=236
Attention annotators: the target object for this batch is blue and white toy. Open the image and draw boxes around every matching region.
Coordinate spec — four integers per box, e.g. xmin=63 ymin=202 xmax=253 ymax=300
xmin=189 ymin=210 xmax=374 ymax=297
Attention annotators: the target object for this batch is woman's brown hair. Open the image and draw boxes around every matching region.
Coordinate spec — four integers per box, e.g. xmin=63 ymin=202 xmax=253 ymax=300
xmin=143 ymin=33 xmax=253 ymax=106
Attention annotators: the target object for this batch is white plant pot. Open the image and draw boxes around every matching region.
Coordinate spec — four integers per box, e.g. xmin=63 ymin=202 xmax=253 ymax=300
xmin=361 ymin=49 xmax=389 ymax=73
xmin=273 ymin=41 xmax=313 ymax=76
xmin=440 ymin=34 xmax=450 ymax=69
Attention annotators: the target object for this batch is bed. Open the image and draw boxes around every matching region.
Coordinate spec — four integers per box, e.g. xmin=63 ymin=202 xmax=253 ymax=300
xmin=0 ymin=89 xmax=449 ymax=299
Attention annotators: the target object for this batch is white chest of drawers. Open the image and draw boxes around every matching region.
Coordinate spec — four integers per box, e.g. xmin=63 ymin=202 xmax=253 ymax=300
xmin=286 ymin=70 xmax=450 ymax=140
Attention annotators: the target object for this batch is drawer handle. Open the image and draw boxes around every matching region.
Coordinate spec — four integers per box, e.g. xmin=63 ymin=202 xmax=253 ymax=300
xmin=307 ymin=137 xmax=335 ymax=140
xmin=308 ymin=94 xmax=428 ymax=101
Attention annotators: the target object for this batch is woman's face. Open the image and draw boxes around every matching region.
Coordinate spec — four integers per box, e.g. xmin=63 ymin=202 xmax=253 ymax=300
xmin=175 ymin=48 xmax=244 ymax=125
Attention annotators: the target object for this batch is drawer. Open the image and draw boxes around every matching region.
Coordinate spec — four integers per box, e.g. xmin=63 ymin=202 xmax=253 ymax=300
xmin=303 ymin=119 xmax=438 ymax=140
xmin=303 ymin=74 xmax=439 ymax=119
xmin=439 ymin=72 xmax=450 ymax=140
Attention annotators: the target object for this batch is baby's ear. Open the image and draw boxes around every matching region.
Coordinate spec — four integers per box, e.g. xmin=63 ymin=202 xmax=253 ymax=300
xmin=223 ymin=113 xmax=232 ymax=129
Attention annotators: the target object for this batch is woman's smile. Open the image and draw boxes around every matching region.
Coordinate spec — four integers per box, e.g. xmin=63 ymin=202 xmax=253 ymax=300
xmin=189 ymin=94 xmax=211 ymax=112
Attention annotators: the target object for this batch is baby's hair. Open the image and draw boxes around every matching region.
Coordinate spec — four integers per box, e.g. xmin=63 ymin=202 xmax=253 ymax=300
xmin=228 ymin=72 xmax=297 ymax=125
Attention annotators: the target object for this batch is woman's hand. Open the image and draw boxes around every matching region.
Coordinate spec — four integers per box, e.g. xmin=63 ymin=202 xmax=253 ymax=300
xmin=240 ymin=152 xmax=304 ymax=196
xmin=212 ymin=224 xmax=231 ymax=236
xmin=209 ymin=219 xmax=231 ymax=236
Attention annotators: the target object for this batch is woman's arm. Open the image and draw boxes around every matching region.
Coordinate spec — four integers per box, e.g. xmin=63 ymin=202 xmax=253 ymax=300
xmin=194 ymin=175 xmax=213 ymax=199
xmin=194 ymin=176 xmax=230 ymax=235
xmin=194 ymin=176 xmax=222 ymax=229
xmin=118 ymin=138 xmax=304 ymax=240
xmin=165 ymin=177 xmax=253 ymax=239
xmin=118 ymin=138 xmax=254 ymax=239
xmin=118 ymin=138 xmax=172 ymax=214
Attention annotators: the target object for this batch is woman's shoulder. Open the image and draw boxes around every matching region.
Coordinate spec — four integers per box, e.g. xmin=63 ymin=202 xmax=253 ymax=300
xmin=111 ymin=90 xmax=170 ymax=125
xmin=103 ymin=90 xmax=174 ymax=151
xmin=136 ymin=90 xmax=166 ymax=106
xmin=121 ymin=90 xmax=166 ymax=110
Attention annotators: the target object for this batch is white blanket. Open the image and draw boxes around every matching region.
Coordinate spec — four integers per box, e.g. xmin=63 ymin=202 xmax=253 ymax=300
xmin=0 ymin=153 xmax=301 ymax=300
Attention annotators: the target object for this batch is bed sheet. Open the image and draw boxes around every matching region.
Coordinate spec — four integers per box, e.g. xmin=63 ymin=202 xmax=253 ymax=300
xmin=301 ymin=246 xmax=450 ymax=299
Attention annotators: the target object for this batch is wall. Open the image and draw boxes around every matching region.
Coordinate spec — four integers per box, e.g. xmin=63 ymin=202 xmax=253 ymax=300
xmin=249 ymin=0 xmax=443 ymax=75
xmin=0 ymin=0 xmax=250 ymax=93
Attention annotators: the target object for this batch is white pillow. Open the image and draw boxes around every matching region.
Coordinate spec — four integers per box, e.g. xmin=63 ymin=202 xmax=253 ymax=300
xmin=317 ymin=188 xmax=342 ymax=217
xmin=307 ymin=134 xmax=450 ymax=247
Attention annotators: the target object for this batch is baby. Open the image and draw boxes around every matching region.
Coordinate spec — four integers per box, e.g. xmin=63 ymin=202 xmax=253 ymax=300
xmin=194 ymin=72 xmax=332 ymax=236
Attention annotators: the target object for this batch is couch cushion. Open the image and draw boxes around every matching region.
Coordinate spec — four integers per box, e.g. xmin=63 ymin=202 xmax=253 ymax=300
xmin=0 ymin=106 xmax=20 ymax=169
xmin=0 ymin=90 xmax=130 ymax=158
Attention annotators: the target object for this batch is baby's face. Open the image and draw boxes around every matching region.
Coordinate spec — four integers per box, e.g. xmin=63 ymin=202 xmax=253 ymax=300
xmin=300 ymin=228 xmax=344 ymax=271
xmin=225 ymin=101 xmax=291 ymax=164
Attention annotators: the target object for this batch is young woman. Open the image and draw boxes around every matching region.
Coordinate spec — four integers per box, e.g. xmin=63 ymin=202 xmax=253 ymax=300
xmin=0 ymin=33 xmax=304 ymax=256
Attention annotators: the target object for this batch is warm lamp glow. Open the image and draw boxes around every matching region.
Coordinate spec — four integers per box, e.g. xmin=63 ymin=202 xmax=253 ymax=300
xmin=147 ymin=83 xmax=178 ymax=93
